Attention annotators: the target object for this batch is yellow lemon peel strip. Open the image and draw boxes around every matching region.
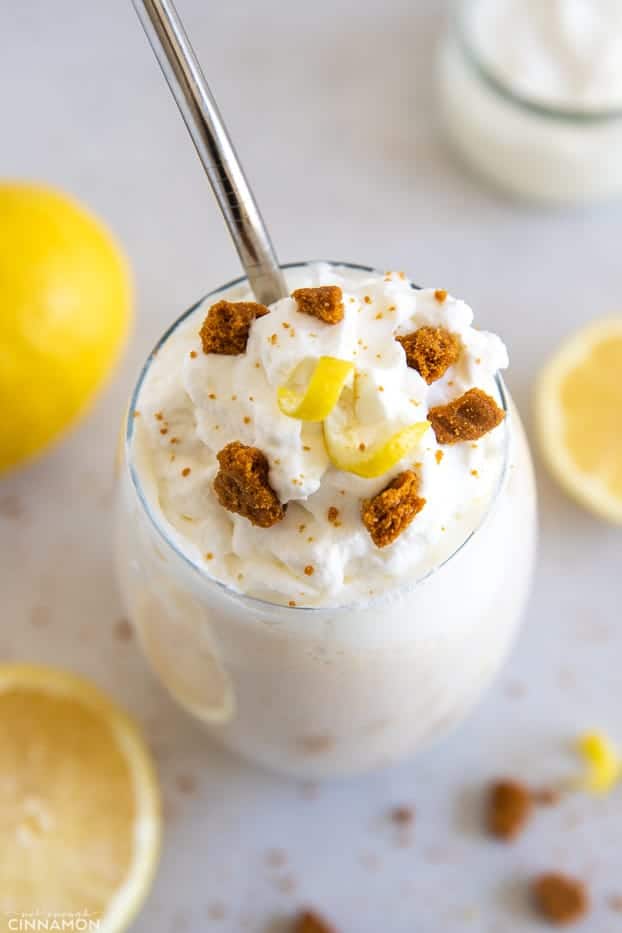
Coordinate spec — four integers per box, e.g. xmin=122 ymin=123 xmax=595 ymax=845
xmin=277 ymin=356 xmax=354 ymax=422
xmin=576 ymin=732 xmax=622 ymax=795
xmin=324 ymin=421 xmax=429 ymax=479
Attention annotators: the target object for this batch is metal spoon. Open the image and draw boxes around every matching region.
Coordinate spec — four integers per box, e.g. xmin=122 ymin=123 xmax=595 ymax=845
xmin=132 ymin=0 xmax=287 ymax=306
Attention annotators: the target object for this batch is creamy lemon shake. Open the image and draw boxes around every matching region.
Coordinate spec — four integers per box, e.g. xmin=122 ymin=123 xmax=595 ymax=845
xmin=117 ymin=262 xmax=536 ymax=778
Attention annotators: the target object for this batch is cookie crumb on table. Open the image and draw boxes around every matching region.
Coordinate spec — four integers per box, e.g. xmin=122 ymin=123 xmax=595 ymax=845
xmin=294 ymin=909 xmax=338 ymax=933
xmin=199 ymin=299 xmax=269 ymax=355
xmin=487 ymin=779 xmax=532 ymax=840
xmin=396 ymin=326 xmax=460 ymax=384
xmin=291 ymin=286 xmax=344 ymax=324
xmin=532 ymin=873 xmax=589 ymax=926
xmin=390 ymin=805 xmax=415 ymax=826
xmin=362 ymin=470 xmax=426 ymax=548
xmin=429 ymin=387 xmax=505 ymax=444
xmin=213 ymin=441 xmax=285 ymax=528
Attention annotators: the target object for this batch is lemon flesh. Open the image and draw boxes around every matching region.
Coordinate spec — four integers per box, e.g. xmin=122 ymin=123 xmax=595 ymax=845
xmin=0 ymin=665 xmax=160 ymax=933
xmin=0 ymin=183 xmax=132 ymax=473
xmin=536 ymin=317 xmax=622 ymax=523
xmin=277 ymin=356 xmax=354 ymax=421
xmin=576 ymin=732 xmax=621 ymax=795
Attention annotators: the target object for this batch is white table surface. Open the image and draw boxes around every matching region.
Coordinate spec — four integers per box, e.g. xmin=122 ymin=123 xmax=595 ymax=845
xmin=2 ymin=2 xmax=622 ymax=931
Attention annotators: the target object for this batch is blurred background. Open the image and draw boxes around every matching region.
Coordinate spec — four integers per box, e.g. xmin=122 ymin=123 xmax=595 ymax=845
xmin=1 ymin=1 xmax=621 ymax=931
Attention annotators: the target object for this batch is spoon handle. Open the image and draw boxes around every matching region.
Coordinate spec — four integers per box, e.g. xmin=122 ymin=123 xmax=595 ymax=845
xmin=132 ymin=0 xmax=287 ymax=306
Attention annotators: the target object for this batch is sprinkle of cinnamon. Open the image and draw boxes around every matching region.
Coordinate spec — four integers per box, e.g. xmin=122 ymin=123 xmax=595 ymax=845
xmin=189 ymin=350 xmax=197 ymax=359
xmin=304 ymin=565 xmax=314 ymax=576
xmin=181 ymin=467 xmax=191 ymax=477
xmin=435 ymin=450 xmax=444 ymax=464
xmin=434 ymin=288 xmax=448 ymax=303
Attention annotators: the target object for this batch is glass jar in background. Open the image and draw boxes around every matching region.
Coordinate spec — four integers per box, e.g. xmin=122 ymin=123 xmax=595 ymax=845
xmin=116 ymin=263 xmax=537 ymax=780
xmin=438 ymin=0 xmax=622 ymax=204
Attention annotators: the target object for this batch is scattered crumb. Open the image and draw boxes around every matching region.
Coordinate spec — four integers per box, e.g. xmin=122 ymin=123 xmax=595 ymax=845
xmin=288 ymin=600 xmax=297 ymax=607
xmin=291 ymin=286 xmax=344 ymax=324
xmin=160 ymin=427 xmax=168 ymax=435
xmin=396 ymin=326 xmax=461 ymax=384
xmin=435 ymin=450 xmax=444 ymax=464
xmin=276 ymin=874 xmax=297 ymax=894
xmin=532 ymin=787 xmax=562 ymax=807
xmin=471 ymin=469 xmax=479 ymax=477
xmin=213 ymin=441 xmax=286 ymax=528
xmin=181 ymin=467 xmax=191 ymax=477
xmin=189 ymin=350 xmax=197 ymax=359
xmin=298 ymin=524 xmax=306 ymax=533
xmin=114 ymin=618 xmax=133 ymax=642
xmin=304 ymin=565 xmax=314 ymax=576
xmin=362 ymin=470 xmax=426 ymax=548
xmin=208 ymin=392 xmax=217 ymax=400
xmin=155 ymin=411 xmax=164 ymax=421
xmin=327 ymin=506 xmax=341 ymax=526
xmin=532 ymin=873 xmax=589 ymax=926
xmin=487 ymin=779 xmax=532 ymax=840
xmin=205 ymin=552 xmax=214 ymax=561
xmin=293 ymin=909 xmax=337 ymax=933
xmin=170 ymin=437 xmax=179 ymax=444
xmin=199 ymin=300 xmax=269 ymax=355
xmin=266 ymin=849 xmax=288 ymax=870
xmin=243 ymin=416 xmax=251 ymax=424
xmin=429 ymin=388 xmax=505 ymax=445
xmin=434 ymin=288 xmax=448 ymax=302
xmin=132 ymin=410 xmax=140 ymax=418
xmin=390 ymin=805 xmax=415 ymax=826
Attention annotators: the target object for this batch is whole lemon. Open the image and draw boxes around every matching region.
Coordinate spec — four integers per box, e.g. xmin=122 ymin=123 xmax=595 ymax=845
xmin=0 ymin=183 xmax=132 ymax=473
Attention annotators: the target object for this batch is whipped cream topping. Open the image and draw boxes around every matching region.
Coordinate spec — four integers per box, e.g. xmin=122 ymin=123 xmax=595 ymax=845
xmin=468 ymin=0 xmax=622 ymax=111
xmin=132 ymin=264 xmax=508 ymax=607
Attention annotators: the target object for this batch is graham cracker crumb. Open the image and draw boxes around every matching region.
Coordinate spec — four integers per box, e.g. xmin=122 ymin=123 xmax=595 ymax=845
xmin=181 ymin=467 xmax=191 ymax=477
xmin=362 ymin=470 xmax=426 ymax=548
xmin=199 ymin=300 xmax=269 ymax=355
xmin=487 ymin=779 xmax=532 ymax=840
xmin=294 ymin=910 xmax=337 ymax=933
xmin=434 ymin=288 xmax=448 ymax=303
xmin=396 ymin=326 xmax=460 ymax=384
xmin=160 ymin=427 xmax=168 ymax=435
xmin=533 ymin=787 xmax=561 ymax=807
xmin=532 ymin=873 xmax=589 ymax=926
xmin=189 ymin=350 xmax=197 ymax=359
xmin=429 ymin=388 xmax=504 ymax=444
xmin=291 ymin=286 xmax=344 ymax=324
xmin=390 ymin=806 xmax=415 ymax=826
xmin=304 ymin=565 xmax=314 ymax=576
xmin=327 ymin=506 xmax=340 ymax=526
xmin=213 ymin=441 xmax=285 ymax=528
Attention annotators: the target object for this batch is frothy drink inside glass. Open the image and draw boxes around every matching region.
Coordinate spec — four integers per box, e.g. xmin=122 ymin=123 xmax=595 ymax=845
xmin=117 ymin=262 xmax=536 ymax=778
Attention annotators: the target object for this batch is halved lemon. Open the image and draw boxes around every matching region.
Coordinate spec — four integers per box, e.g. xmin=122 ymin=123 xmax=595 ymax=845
xmin=536 ymin=317 xmax=622 ymax=524
xmin=0 ymin=664 xmax=161 ymax=933
xmin=576 ymin=731 xmax=621 ymax=795
xmin=277 ymin=356 xmax=354 ymax=421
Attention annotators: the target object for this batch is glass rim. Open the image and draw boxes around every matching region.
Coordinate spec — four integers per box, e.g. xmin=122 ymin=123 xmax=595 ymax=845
xmin=453 ymin=4 xmax=622 ymax=124
xmin=125 ymin=259 xmax=511 ymax=614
